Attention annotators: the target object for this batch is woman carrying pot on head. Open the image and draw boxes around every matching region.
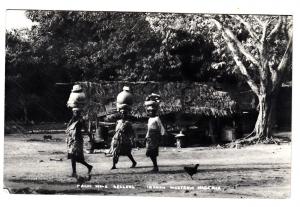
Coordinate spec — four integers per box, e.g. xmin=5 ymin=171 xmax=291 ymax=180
xmin=110 ymin=86 xmax=137 ymax=170
xmin=144 ymin=93 xmax=166 ymax=172
xmin=66 ymin=107 xmax=93 ymax=177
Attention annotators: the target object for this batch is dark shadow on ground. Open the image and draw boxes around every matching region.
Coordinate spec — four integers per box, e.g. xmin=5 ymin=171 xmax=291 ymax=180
xmin=91 ymin=164 xmax=290 ymax=176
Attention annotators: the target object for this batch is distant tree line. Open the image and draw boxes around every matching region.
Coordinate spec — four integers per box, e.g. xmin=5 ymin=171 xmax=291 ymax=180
xmin=5 ymin=11 xmax=225 ymax=123
xmin=5 ymin=11 xmax=292 ymax=142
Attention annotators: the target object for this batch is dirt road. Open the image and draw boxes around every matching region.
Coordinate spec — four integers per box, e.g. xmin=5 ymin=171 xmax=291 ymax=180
xmin=3 ymin=134 xmax=291 ymax=198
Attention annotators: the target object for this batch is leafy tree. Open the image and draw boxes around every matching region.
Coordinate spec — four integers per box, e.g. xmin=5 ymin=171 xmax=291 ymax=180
xmin=6 ymin=29 xmax=71 ymax=123
xmin=211 ymin=15 xmax=292 ymax=142
xmin=6 ymin=29 xmax=37 ymax=123
xmin=147 ymin=13 xmax=293 ymax=141
xmin=7 ymin=11 xmax=219 ymax=123
xmin=25 ymin=11 xmax=163 ymax=81
xmin=25 ymin=11 xmax=216 ymax=82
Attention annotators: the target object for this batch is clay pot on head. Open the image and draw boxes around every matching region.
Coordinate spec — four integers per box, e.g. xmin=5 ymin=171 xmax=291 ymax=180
xmin=67 ymin=84 xmax=86 ymax=108
xmin=116 ymin=86 xmax=133 ymax=106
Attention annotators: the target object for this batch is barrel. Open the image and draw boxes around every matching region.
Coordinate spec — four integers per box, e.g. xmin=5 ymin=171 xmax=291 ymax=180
xmin=221 ymin=127 xmax=236 ymax=142
xmin=94 ymin=126 xmax=109 ymax=143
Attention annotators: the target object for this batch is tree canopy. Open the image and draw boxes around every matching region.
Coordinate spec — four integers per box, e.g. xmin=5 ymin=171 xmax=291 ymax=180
xmin=6 ymin=11 xmax=218 ymax=122
xmin=23 ymin=11 xmax=216 ymax=82
xmin=5 ymin=10 xmax=292 ymax=133
xmin=146 ymin=13 xmax=293 ymax=140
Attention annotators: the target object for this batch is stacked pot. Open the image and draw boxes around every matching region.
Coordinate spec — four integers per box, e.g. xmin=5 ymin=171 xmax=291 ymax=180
xmin=116 ymin=86 xmax=133 ymax=111
xmin=67 ymin=84 xmax=86 ymax=110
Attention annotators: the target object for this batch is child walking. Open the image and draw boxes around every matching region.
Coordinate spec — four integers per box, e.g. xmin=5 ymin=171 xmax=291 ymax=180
xmin=144 ymin=93 xmax=166 ymax=172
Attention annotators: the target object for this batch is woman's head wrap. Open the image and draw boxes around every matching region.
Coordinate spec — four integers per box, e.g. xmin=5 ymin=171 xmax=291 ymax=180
xmin=71 ymin=84 xmax=83 ymax=92
xmin=72 ymin=107 xmax=81 ymax=112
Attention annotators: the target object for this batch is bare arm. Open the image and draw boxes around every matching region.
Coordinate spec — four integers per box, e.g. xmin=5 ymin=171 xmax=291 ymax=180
xmin=82 ymin=119 xmax=93 ymax=141
xmin=67 ymin=117 xmax=75 ymax=127
xmin=157 ymin=117 xmax=166 ymax=136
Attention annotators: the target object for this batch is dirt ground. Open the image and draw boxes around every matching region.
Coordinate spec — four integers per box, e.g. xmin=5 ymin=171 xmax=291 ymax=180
xmin=3 ymin=133 xmax=291 ymax=198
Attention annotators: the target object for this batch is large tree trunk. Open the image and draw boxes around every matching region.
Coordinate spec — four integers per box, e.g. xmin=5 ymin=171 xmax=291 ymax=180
xmin=254 ymin=93 xmax=277 ymax=139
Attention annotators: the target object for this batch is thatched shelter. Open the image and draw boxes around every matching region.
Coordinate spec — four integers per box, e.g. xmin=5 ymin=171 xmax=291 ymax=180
xmin=68 ymin=81 xmax=241 ymax=146
xmin=76 ymin=81 xmax=237 ymax=120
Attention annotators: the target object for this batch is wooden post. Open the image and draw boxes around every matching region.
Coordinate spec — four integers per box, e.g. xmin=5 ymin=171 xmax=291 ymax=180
xmin=208 ymin=118 xmax=216 ymax=144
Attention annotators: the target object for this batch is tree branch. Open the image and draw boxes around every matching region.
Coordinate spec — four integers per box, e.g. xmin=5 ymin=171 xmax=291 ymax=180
xmin=261 ymin=16 xmax=287 ymax=92
xmin=258 ymin=22 xmax=268 ymax=71
xmin=269 ymin=64 xmax=277 ymax=83
xmin=267 ymin=16 xmax=282 ymax=40
xmin=211 ymin=19 xmax=259 ymax=94
xmin=272 ymin=34 xmax=292 ymax=91
xmin=223 ymin=28 xmax=261 ymax=68
xmin=278 ymin=34 xmax=292 ymax=72
xmin=260 ymin=22 xmax=267 ymax=46
xmin=231 ymin=15 xmax=260 ymax=42
xmin=254 ymin=16 xmax=264 ymax=27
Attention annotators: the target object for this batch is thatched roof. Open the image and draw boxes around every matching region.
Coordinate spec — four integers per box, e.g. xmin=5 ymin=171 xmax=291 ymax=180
xmin=77 ymin=81 xmax=237 ymax=119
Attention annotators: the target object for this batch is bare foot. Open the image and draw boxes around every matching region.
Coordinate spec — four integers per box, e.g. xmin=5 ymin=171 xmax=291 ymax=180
xmin=151 ymin=167 xmax=159 ymax=173
xmin=88 ymin=165 xmax=93 ymax=174
xmin=130 ymin=162 xmax=137 ymax=168
xmin=71 ymin=172 xmax=78 ymax=177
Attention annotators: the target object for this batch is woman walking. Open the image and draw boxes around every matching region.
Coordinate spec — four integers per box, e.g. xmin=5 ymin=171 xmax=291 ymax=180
xmin=66 ymin=108 xmax=93 ymax=177
xmin=144 ymin=93 xmax=166 ymax=172
xmin=110 ymin=86 xmax=137 ymax=170
xmin=110 ymin=106 xmax=137 ymax=169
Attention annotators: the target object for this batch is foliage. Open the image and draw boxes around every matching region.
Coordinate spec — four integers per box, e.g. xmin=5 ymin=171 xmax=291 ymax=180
xmin=6 ymin=11 xmax=220 ymax=122
xmin=25 ymin=11 xmax=217 ymax=82
xmin=146 ymin=13 xmax=292 ymax=83
xmin=146 ymin=13 xmax=293 ymax=139
xmin=25 ymin=11 xmax=162 ymax=81
xmin=6 ymin=11 xmax=292 ymax=130
xmin=5 ymin=29 xmax=71 ymax=122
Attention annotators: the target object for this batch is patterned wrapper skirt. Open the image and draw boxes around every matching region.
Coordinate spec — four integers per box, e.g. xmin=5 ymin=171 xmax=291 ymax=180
xmin=111 ymin=137 xmax=133 ymax=163
xmin=67 ymin=137 xmax=84 ymax=162
xmin=112 ymin=139 xmax=132 ymax=156
xmin=145 ymin=132 xmax=161 ymax=157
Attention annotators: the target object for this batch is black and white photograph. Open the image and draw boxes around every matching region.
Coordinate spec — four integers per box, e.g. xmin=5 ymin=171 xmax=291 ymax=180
xmin=2 ymin=2 xmax=295 ymax=200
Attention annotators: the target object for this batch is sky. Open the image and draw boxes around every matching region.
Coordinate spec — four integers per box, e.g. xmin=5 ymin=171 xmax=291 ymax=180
xmin=5 ymin=10 xmax=36 ymax=31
